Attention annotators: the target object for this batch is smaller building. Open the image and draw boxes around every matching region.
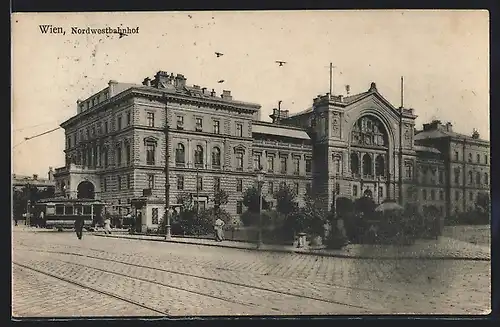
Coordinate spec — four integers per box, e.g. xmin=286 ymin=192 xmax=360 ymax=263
xmin=12 ymin=168 xmax=56 ymax=192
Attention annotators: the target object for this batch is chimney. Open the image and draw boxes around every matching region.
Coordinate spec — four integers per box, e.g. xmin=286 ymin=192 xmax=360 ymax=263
xmin=338 ymin=95 xmax=343 ymax=102
xmin=472 ymin=129 xmax=480 ymax=139
xmin=174 ymin=74 xmax=187 ymax=88
xmin=48 ymin=167 xmax=54 ymax=181
xmin=211 ymin=89 xmax=216 ymax=97
xmin=193 ymin=85 xmax=200 ymax=90
xmin=77 ymin=99 xmax=82 ymax=114
xmin=202 ymin=87 xmax=207 ymax=94
xmin=33 ymin=174 xmax=38 ymax=180
xmin=153 ymin=71 xmax=169 ymax=88
xmin=142 ymin=77 xmax=151 ymax=86
xmin=445 ymin=122 xmax=453 ymax=132
xmin=345 ymin=85 xmax=350 ymax=95
xmin=108 ymin=80 xmax=118 ymax=97
xmin=221 ymin=90 xmax=232 ymax=100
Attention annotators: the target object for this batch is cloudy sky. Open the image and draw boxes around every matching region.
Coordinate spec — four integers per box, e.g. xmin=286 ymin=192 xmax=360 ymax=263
xmin=12 ymin=10 xmax=489 ymax=178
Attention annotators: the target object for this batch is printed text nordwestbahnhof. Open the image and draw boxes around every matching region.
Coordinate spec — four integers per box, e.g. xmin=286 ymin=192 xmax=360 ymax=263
xmin=39 ymin=25 xmax=139 ymax=35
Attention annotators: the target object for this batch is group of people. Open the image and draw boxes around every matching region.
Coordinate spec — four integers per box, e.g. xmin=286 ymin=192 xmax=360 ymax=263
xmin=74 ymin=215 xmax=112 ymax=240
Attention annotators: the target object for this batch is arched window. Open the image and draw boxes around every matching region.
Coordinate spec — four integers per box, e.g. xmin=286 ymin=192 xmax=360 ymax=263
xmin=375 ymin=155 xmax=385 ymax=177
xmin=476 ymin=171 xmax=481 ymax=185
xmin=454 ymin=167 xmax=461 ymax=184
xmin=175 ymin=143 xmax=185 ymax=165
xmin=145 ymin=141 xmax=156 ymax=165
xmin=351 ymin=116 xmax=388 ymax=147
xmin=350 ymin=153 xmax=359 ymax=175
xmin=194 ymin=145 xmax=204 ymax=167
xmin=485 ymin=172 xmax=489 ymax=185
xmin=362 ymin=154 xmax=372 ymax=177
xmin=468 ymin=171 xmax=473 ymax=184
xmin=212 ymin=147 xmax=221 ymax=167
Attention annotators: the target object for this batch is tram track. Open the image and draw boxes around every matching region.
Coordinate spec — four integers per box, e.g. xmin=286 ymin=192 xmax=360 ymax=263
xmin=13 ymin=262 xmax=168 ymax=316
xmin=15 ymin=241 xmax=386 ymax=293
xmin=15 ymin=247 xmax=371 ymax=312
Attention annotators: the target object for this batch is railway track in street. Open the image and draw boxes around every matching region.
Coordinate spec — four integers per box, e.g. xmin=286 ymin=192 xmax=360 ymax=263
xmin=14 ymin=247 xmax=371 ymax=314
xmin=13 ymin=262 xmax=168 ymax=316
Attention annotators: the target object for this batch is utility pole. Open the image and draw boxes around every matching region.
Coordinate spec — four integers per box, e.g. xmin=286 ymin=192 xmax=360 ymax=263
xmin=277 ymin=100 xmax=282 ymax=125
xmin=196 ymin=167 xmax=200 ymax=215
xmin=163 ymin=95 xmax=171 ymax=240
xmin=329 ymin=62 xmax=333 ymax=96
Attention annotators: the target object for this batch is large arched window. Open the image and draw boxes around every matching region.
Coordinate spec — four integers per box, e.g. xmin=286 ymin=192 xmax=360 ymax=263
xmin=375 ymin=155 xmax=385 ymax=177
xmin=485 ymin=172 xmax=489 ymax=185
xmin=476 ymin=171 xmax=481 ymax=185
xmin=194 ymin=145 xmax=204 ymax=167
xmin=350 ymin=153 xmax=359 ymax=175
xmin=212 ymin=147 xmax=221 ymax=167
xmin=175 ymin=143 xmax=185 ymax=166
xmin=351 ymin=116 xmax=388 ymax=147
xmin=362 ymin=154 xmax=372 ymax=177
xmin=468 ymin=171 xmax=473 ymax=184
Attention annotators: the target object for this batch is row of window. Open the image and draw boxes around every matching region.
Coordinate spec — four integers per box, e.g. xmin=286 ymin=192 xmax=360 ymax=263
xmin=252 ymin=153 xmax=312 ymax=174
xmin=453 ymin=168 xmax=489 ymax=186
xmin=454 ymin=151 xmax=488 ymax=164
xmin=453 ymin=190 xmax=482 ymax=202
xmin=69 ymin=142 xmax=133 ymax=168
xmin=176 ymin=115 xmax=244 ymax=137
xmin=67 ymin=111 xmax=136 ymax=149
xmin=350 ymin=153 xmax=387 ymax=177
xmin=352 ymin=185 xmax=384 ymax=198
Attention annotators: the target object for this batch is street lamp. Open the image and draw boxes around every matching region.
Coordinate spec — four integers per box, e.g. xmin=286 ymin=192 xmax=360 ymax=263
xmin=163 ymin=95 xmax=172 ymax=240
xmin=256 ymin=168 xmax=265 ymax=249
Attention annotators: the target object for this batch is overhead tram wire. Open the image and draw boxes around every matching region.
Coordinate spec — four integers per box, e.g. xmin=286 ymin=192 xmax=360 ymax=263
xmin=13 ymin=126 xmax=63 ymax=150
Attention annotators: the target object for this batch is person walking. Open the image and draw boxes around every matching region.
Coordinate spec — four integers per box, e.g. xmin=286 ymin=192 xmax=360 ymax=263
xmin=74 ymin=216 xmax=84 ymax=240
xmin=214 ymin=218 xmax=225 ymax=242
xmin=104 ymin=216 xmax=112 ymax=235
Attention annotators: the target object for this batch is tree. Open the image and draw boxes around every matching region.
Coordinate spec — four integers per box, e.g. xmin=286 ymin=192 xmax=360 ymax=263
xmin=274 ymin=184 xmax=298 ymax=216
xmin=476 ymin=192 xmax=490 ymax=214
xmin=242 ymin=186 xmax=269 ymax=213
xmin=213 ymin=189 xmax=229 ymax=210
xmin=335 ymin=197 xmax=354 ymax=218
xmin=302 ymin=195 xmax=328 ymax=236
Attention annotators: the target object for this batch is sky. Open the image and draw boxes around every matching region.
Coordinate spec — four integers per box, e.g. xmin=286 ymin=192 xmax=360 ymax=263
xmin=11 ymin=10 xmax=489 ymax=178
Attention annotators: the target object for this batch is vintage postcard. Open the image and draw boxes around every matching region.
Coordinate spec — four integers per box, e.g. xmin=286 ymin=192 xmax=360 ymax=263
xmin=11 ymin=10 xmax=490 ymax=317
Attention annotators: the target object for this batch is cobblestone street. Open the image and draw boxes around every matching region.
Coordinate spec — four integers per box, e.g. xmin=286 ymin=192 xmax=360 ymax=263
xmin=12 ymin=229 xmax=491 ymax=317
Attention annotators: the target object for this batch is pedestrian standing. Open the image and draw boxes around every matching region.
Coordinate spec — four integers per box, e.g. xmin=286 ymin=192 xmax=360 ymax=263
xmin=214 ymin=218 xmax=225 ymax=242
xmin=104 ymin=216 xmax=112 ymax=235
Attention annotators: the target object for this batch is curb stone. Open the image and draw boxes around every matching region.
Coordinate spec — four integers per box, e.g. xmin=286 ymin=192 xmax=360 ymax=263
xmin=92 ymin=234 xmax=490 ymax=261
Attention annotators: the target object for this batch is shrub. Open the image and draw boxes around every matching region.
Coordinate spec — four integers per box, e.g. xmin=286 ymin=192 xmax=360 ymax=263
xmin=240 ymin=210 xmax=274 ymax=227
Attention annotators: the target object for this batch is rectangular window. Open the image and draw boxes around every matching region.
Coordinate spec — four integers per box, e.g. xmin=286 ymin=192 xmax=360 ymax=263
xmin=268 ymin=181 xmax=274 ymax=194
xmin=125 ymin=143 xmax=131 ymax=165
xmin=117 ymin=176 xmax=122 ymax=190
xmin=236 ymin=152 xmax=244 ymax=170
xmin=469 ymin=192 xmax=473 ymax=201
xmin=267 ymin=156 xmax=274 ymax=172
xmin=305 ymin=159 xmax=312 ymax=173
xmin=116 ymin=146 xmax=122 ymax=166
xmin=468 ymin=153 xmax=472 ymax=163
xmin=213 ymin=120 xmax=220 ymax=134
xmin=294 ymin=182 xmax=299 ymax=195
xmin=455 ymin=190 xmax=459 ymax=201
xmin=127 ymin=111 xmax=131 ymax=126
xmin=306 ymin=183 xmax=312 ymax=196
xmin=55 ymin=204 xmax=64 ymax=215
xmin=146 ymin=143 xmax=155 ymax=165
xmin=104 ymin=121 xmax=108 ymax=134
xmin=67 ymin=137 xmax=71 ymax=149
xmin=197 ymin=176 xmax=203 ymax=191
xmin=195 ymin=117 xmax=203 ymax=131
xmin=431 ymin=190 xmax=435 ymax=201
xmin=152 ymin=208 xmax=159 ymax=225
xmin=147 ymin=112 xmax=155 ymax=127
xmin=103 ymin=177 xmax=107 ymax=191
xmin=65 ymin=205 xmax=74 ymax=215
xmin=148 ymin=174 xmax=155 ymax=189
xmin=293 ymin=157 xmax=300 ymax=175
xmin=236 ymin=179 xmax=243 ymax=192
xmin=86 ymin=128 xmax=89 ymax=139
xmin=454 ymin=168 xmax=460 ymax=184
xmin=378 ymin=187 xmax=384 ymax=198
xmin=253 ymin=154 xmax=261 ymax=170
xmin=454 ymin=151 xmax=459 ymax=161
xmin=439 ymin=171 xmax=444 ymax=184
xmin=236 ymin=201 xmax=243 ymax=214
xmin=439 ymin=190 xmax=444 ymax=201
xmin=117 ymin=115 xmax=122 ymax=131
xmin=127 ymin=174 xmax=132 ymax=189
xmin=177 ymin=115 xmax=184 ymax=129
xmin=236 ymin=123 xmax=243 ymax=137
xmin=476 ymin=154 xmax=480 ymax=163
xmin=80 ymin=130 xmax=84 ymax=141
xmin=280 ymin=157 xmax=287 ymax=174
xmin=97 ymin=122 xmax=102 ymax=135
xmin=92 ymin=126 xmax=96 ymax=137
xmin=353 ymin=185 xmax=358 ymax=197
xmin=485 ymin=155 xmax=488 ymax=164
xmin=214 ymin=177 xmax=221 ymax=192
xmin=177 ymin=175 xmax=184 ymax=190
xmin=422 ymin=189 xmax=427 ymax=200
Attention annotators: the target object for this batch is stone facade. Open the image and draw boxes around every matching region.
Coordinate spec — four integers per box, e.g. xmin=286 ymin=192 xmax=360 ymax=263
xmin=53 ymin=71 xmax=490 ymax=226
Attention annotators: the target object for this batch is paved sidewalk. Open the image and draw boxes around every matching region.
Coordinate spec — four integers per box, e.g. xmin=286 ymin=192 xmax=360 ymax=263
xmin=92 ymin=233 xmax=490 ymax=261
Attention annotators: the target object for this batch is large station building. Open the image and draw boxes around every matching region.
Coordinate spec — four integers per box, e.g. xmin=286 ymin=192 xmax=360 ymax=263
xmin=53 ymin=70 xmax=490 ymax=228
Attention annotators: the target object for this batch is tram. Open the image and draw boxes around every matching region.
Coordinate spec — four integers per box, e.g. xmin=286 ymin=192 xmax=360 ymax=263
xmin=34 ymin=198 xmax=105 ymax=231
